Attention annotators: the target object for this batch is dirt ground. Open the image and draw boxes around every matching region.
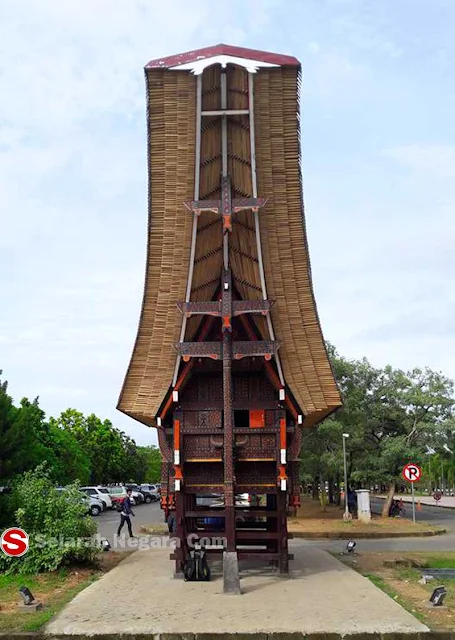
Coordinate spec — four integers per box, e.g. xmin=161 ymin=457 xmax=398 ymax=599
xmin=338 ymin=551 xmax=455 ymax=630
xmin=288 ymin=498 xmax=444 ymax=535
xmin=0 ymin=551 xmax=131 ymax=632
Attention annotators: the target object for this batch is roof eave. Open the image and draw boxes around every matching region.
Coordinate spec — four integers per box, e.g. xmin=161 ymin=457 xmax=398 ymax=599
xmin=145 ymin=43 xmax=300 ymax=71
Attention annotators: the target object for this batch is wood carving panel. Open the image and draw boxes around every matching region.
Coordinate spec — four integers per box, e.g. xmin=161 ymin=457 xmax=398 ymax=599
xmin=198 ymin=375 xmax=223 ymax=402
xmin=235 ymin=433 xmax=276 ymax=459
xmin=233 ymin=376 xmax=250 ymax=400
xmin=185 ymin=463 xmax=223 ymax=486
xmin=199 ymin=410 xmax=221 ymax=429
xmin=182 ymin=410 xmax=221 ymax=432
xmin=183 ymin=434 xmax=222 ymax=460
xmin=235 ymin=461 xmax=276 ymax=486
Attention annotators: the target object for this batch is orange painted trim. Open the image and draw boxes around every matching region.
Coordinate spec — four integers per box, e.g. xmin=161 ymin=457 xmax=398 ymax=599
xmin=280 ymin=418 xmax=286 ymax=450
xmin=173 ymin=419 xmax=180 ymax=451
xmin=278 ymin=465 xmax=288 ymax=481
xmin=223 ymin=214 xmax=232 ymax=232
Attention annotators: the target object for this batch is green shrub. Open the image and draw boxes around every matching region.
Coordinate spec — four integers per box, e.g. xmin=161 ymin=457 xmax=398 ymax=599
xmin=0 ymin=464 xmax=99 ymax=574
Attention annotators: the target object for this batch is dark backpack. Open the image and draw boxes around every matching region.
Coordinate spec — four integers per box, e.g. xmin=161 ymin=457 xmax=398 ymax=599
xmin=116 ymin=500 xmax=124 ymax=512
xmin=184 ymin=547 xmax=211 ymax=581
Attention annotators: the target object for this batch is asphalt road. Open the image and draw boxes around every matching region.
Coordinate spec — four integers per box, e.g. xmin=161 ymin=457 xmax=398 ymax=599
xmin=95 ymin=497 xmax=455 ymax=553
xmin=370 ymin=497 xmax=455 ymax=529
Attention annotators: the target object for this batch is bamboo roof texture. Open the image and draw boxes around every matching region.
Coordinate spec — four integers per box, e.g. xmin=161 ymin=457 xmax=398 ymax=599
xmin=118 ymin=53 xmax=342 ymax=427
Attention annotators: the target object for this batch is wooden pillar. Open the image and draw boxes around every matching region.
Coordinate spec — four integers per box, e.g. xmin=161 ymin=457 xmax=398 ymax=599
xmin=174 ymin=491 xmax=185 ymax=576
xmin=223 ymin=329 xmax=236 ymax=551
xmin=277 ymin=490 xmax=289 ymax=574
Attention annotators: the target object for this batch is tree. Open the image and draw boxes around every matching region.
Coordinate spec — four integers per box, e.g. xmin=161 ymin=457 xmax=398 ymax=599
xmin=301 ymin=347 xmax=455 ymax=517
xmin=50 ymin=410 xmax=125 ymax=484
xmin=49 ymin=409 xmax=156 ymax=484
xmin=0 ymin=464 xmax=98 ymax=574
xmin=139 ymin=445 xmax=162 ymax=483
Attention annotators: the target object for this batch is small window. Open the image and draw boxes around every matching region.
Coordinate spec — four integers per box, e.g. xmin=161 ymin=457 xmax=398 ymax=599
xmin=234 ymin=410 xmax=250 ymax=428
xmin=249 ymin=409 xmax=265 ymax=428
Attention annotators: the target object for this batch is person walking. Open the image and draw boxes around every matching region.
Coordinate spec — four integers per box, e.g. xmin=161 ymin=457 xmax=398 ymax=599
xmin=117 ymin=488 xmax=136 ymax=538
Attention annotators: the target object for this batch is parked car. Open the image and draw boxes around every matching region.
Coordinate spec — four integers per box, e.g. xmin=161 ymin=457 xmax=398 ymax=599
xmin=139 ymin=484 xmax=160 ymax=502
xmin=86 ymin=495 xmax=104 ymax=516
xmin=56 ymin=487 xmax=104 ymax=516
xmin=106 ymin=486 xmax=136 ymax=507
xmin=139 ymin=488 xmax=158 ymax=503
xmin=80 ymin=486 xmax=113 ymax=510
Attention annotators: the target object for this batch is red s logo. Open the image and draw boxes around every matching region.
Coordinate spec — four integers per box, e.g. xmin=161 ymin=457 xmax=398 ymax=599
xmin=1 ymin=528 xmax=29 ymax=557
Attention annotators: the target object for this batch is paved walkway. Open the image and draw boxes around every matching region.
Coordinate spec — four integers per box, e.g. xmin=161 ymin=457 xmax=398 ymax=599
xmin=46 ymin=545 xmax=427 ymax=636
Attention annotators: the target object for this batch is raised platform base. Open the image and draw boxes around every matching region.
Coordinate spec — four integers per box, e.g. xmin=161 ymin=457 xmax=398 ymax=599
xmin=45 ymin=543 xmax=428 ymax=635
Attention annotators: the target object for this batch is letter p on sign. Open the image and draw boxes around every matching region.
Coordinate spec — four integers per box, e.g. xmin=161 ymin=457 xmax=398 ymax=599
xmin=402 ymin=463 xmax=421 ymax=483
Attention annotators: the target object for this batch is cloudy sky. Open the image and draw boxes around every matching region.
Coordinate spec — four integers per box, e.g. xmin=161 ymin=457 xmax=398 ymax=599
xmin=1 ymin=0 xmax=454 ymax=445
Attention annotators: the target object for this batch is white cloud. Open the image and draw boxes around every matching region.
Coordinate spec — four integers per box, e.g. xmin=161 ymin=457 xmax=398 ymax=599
xmin=1 ymin=0 xmax=455 ymax=447
xmin=382 ymin=144 xmax=455 ymax=180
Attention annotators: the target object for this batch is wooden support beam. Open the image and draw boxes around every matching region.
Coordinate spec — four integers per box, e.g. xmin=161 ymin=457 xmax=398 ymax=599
xmin=232 ymin=300 xmax=273 ymax=316
xmin=233 ymin=340 xmax=280 ymax=360
xmin=174 ymin=341 xmax=222 ymax=361
xmin=177 ymin=301 xmax=221 ymax=317
xmin=174 ymin=340 xmax=279 ymax=362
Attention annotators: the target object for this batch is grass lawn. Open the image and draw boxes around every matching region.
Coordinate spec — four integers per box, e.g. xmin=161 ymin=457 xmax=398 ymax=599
xmin=338 ymin=551 xmax=455 ymax=630
xmin=287 ymin=497 xmax=445 ymax=537
xmin=0 ymin=552 xmax=130 ymax=632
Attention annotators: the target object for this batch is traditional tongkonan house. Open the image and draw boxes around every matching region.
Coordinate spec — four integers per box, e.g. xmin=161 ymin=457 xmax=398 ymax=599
xmin=118 ymin=44 xmax=342 ymax=592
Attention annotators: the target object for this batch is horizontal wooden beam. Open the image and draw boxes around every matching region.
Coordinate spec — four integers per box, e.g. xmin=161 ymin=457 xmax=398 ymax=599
xmin=178 ymin=401 xmax=279 ymax=411
xmin=176 ymin=299 xmax=273 ymax=318
xmin=233 ymin=340 xmax=280 ymax=360
xmin=177 ymin=301 xmax=221 ymax=317
xmin=233 ymin=300 xmax=273 ymax=316
xmin=174 ymin=342 xmax=222 ymax=360
xmin=184 ymin=509 xmax=280 ymax=518
xmin=201 ymin=109 xmax=249 ymax=116
xmin=174 ymin=340 xmax=279 ymax=361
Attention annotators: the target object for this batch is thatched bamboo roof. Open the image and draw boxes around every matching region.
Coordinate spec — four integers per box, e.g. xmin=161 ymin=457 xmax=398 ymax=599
xmin=118 ymin=45 xmax=342 ymax=427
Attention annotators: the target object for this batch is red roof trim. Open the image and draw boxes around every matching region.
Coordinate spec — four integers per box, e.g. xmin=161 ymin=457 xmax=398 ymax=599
xmin=145 ymin=43 xmax=300 ymax=70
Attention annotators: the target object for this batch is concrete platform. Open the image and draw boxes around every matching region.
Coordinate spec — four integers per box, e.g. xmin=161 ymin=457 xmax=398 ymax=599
xmin=46 ymin=544 xmax=428 ymax=636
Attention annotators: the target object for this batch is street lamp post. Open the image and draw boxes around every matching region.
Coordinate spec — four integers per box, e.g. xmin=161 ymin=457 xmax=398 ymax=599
xmin=342 ymin=433 xmax=351 ymax=521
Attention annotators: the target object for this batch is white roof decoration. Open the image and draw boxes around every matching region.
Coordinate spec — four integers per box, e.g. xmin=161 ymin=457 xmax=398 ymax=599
xmin=169 ymin=54 xmax=280 ymax=75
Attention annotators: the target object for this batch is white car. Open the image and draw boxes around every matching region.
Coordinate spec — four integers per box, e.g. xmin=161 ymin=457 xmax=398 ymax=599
xmin=56 ymin=487 xmax=104 ymax=516
xmin=80 ymin=486 xmax=113 ymax=510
